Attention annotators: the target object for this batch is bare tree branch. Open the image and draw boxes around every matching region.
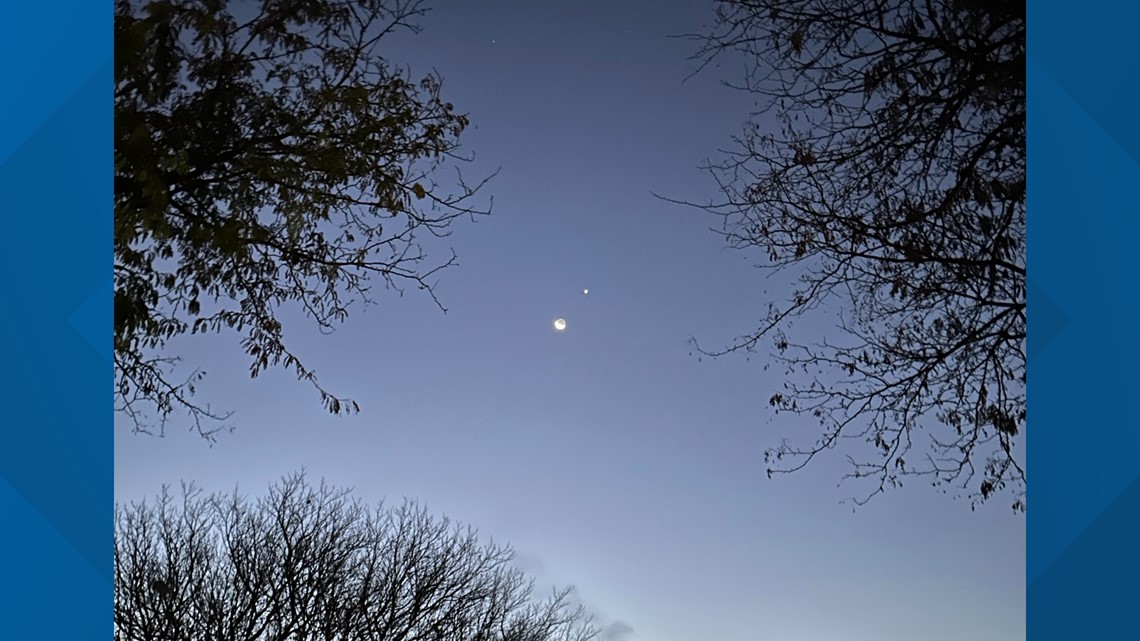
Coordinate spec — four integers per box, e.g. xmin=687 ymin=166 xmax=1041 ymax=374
xmin=114 ymin=473 xmax=600 ymax=641
xmin=679 ymin=0 xmax=1025 ymax=511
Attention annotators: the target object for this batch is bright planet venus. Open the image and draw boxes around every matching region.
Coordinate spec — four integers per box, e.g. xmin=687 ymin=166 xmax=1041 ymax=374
xmin=553 ymin=318 xmax=567 ymax=331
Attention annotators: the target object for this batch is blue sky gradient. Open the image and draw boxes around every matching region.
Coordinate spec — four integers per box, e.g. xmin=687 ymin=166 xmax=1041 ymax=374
xmin=115 ymin=2 xmax=1025 ymax=639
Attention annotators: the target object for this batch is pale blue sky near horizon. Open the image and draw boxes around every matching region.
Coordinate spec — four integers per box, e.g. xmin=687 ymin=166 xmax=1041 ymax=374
xmin=114 ymin=2 xmax=1025 ymax=640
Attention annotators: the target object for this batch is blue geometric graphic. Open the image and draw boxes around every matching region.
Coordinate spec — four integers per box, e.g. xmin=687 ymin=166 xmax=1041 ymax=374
xmin=0 ymin=2 xmax=110 ymax=636
xmin=1029 ymin=0 xmax=1140 ymax=638
xmin=2 ymin=1 xmax=1138 ymax=638
xmin=1026 ymin=281 xmax=1069 ymax=362
xmin=69 ymin=278 xmax=114 ymax=363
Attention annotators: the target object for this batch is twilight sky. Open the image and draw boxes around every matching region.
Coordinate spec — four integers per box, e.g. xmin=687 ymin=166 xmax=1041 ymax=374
xmin=114 ymin=2 xmax=1025 ymax=640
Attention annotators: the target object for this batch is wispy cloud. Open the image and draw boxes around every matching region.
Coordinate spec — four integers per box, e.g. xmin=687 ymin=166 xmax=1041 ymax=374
xmin=599 ymin=619 xmax=635 ymax=641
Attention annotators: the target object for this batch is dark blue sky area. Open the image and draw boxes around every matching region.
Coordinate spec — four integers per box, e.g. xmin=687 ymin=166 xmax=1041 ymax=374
xmin=116 ymin=2 xmax=1024 ymax=640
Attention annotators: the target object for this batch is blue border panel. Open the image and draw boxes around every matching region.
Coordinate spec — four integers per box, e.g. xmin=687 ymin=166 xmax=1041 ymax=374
xmin=1029 ymin=0 xmax=1140 ymax=638
xmin=2 ymin=1 xmax=1136 ymax=636
xmin=0 ymin=2 xmax=110 ymax=636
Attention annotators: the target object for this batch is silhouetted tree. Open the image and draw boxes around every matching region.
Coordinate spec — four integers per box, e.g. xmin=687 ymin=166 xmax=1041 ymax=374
xmin=115 ymin=0 xmax=492 ymax=436
xmin=683 ymin=0 xmax=1025 ymax=510
xmin=114 ymin=474 xmax=598 ymax=641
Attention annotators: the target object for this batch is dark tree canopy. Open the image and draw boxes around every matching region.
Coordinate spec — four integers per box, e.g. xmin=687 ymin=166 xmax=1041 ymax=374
xmin=114 ymin=474 xmax=599 ymax=641
xmin=686 ymin=0 xmax=1025 ymax=509
xmin=114 ymin=0 xmax=491 ymax=436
